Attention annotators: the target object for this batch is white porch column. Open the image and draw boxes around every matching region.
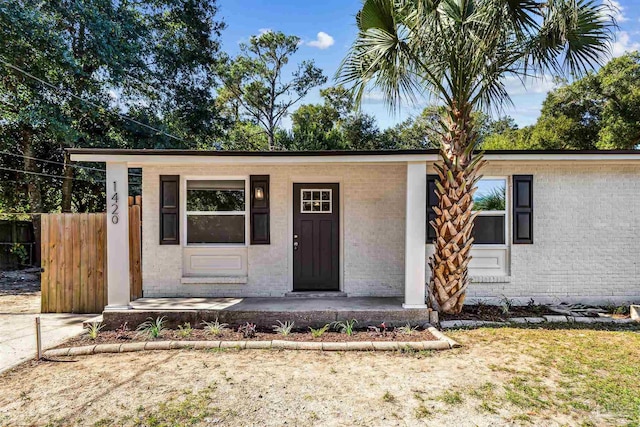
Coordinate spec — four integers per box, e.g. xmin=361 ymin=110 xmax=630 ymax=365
xmin=403 ymin=161 xmax=427 ymax=308
xmin=105 ymin=162 xmax=131 ymax=310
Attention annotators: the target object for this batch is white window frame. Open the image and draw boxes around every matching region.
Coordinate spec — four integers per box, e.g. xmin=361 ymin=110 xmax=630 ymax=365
xmin=182 ymin=176 xmax=250 ymax=247
xmin=473 ymin=176 xmax=509 ymax=248
xmin=300 ymin=188 xmax=333 ymax=213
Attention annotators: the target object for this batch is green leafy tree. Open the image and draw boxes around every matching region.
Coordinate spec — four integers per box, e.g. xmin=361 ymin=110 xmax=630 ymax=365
xmin=484 ymin=53 xmax=640 ymax=151
xmin=222 ymin=31 xmax=327 ymax=149
xmin=339 ymin=0 xmax=614 ymax=313
xmin=1 ymin=0 xmax=227 ymax=212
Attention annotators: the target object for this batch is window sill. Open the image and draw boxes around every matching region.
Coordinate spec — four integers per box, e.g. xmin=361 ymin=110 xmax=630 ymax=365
xmin=181 ymin=276 xmax=248 ymax=285
xmin=184 ymin=243 xmax=248 ymax=248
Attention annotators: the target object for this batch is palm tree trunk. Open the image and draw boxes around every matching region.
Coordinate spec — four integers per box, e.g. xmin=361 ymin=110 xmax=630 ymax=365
xmin=428 ymin=102 xmax=485 ymax=314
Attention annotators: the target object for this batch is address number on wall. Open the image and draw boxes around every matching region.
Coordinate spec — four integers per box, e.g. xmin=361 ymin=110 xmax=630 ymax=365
xmin=111 ymin=181 xmax=119 ymax=224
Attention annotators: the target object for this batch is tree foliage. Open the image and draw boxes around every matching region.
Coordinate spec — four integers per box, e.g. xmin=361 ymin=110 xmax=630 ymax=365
xmin=0 ymin=0 xmax=226 ymax=216
xmin=221 ymin=31 xmax=327 ymax=149
xmin=483 ymin=53 xmax=640 ymax=151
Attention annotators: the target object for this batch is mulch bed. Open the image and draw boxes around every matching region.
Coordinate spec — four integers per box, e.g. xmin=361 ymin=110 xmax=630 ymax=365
xmin=441 ymin=304 xmax=631 ymax=322
xmin=441 ymin=304 xmax=555 ymax=322
xmin=63 ymin=328 xmax=437 ymax=347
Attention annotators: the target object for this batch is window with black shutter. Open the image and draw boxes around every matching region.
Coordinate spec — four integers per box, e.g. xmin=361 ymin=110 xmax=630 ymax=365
xmin=512 ymin=175 xmax=533 ymax=244
xmin=159 ymin=175 xmax=180 ymax=245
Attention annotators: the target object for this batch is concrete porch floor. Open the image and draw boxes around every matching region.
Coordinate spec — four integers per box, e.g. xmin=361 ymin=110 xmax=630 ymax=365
xmin=102 ymin=297 xmax=432 ymax=330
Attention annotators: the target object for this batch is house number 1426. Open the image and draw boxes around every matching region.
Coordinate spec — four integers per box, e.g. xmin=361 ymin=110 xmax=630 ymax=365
xmin=111 ymin=181 xmax=119 ymax=224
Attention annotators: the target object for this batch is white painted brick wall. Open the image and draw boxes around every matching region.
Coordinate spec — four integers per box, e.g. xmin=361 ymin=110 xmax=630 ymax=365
xmin=466 ymin=162 xmax=640 ymax=305
xmin=142 ymin=163 xmax=406 ymax=298
xmin=141 ymin=159 xmax=640 ymax=305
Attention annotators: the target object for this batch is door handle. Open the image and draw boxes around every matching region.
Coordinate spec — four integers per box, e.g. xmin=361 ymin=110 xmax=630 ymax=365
xmin=293 ymin=241 xmax=299 ymax=250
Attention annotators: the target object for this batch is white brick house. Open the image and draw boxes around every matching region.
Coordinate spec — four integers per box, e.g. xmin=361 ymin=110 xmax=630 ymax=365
xmin=69 ymin=149 xmax=640 ymax=309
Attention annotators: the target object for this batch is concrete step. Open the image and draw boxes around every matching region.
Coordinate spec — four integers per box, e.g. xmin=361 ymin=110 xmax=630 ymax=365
xmin=284 ymin=292 xmax=348 ymax=298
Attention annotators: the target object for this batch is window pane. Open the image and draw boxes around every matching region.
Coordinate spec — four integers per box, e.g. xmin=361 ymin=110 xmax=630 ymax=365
xmin=474 ymin=179 xmax=506 ymax=211
xmin=187 ymin=180 xmax=245 ymax=212
xmin=473 ymin=215 xmax=505 ymax=244
xmin=187 ymin=215 xmax=245 ymax=244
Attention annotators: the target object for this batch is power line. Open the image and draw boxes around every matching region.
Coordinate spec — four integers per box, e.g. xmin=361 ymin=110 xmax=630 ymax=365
xmin=0 ymin=166 xmax=105 ymax=183
xmin=0 ymin=150 xmax=142 ymax=177
xmin=0 ymin=57 xmax=187 ymax=144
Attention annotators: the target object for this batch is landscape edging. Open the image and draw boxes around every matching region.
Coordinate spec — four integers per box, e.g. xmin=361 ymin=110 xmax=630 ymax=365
xmin=440 ymin=316 xmax=638 ymax=329
xmin=43 ymin=336 xmax=457 ymax=358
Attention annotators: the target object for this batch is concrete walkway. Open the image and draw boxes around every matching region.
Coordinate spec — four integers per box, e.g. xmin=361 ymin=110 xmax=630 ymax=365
xmin=0 ymin=313 xmax=94 ymax=374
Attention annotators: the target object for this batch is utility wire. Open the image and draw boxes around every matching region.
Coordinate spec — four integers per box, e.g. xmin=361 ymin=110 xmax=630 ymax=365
xmin=0 ymin=166 xmax=106 ymax=183
xmin=0 ymin=150 xmax=142 ymax=177
xmin=0 ymin=57 xmax=187 ymax=144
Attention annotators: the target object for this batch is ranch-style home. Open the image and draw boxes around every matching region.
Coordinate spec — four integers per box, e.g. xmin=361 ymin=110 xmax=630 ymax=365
xmin=68 ymin=148 xmax=640 ymax=314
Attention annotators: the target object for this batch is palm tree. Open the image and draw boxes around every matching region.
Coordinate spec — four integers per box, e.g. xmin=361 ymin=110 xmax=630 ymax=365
xmin=339 ymin=0 xmax=615 ymax=314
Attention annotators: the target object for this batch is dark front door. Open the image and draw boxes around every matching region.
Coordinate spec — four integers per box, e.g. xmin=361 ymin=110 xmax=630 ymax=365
xmin=293 ymin=183 xmax=340 ymax=291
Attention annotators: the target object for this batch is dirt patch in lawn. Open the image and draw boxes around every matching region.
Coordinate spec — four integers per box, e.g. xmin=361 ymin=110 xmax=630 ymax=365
xmin=0 ymin=269 xmax=40 ymax=314
xmin=62 ymin=327 xmax=437 ymax=347
xmin=1 ymin=326 xmax=638 ymax=426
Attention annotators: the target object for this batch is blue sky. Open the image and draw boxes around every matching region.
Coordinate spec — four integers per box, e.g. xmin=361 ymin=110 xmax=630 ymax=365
xmin=218 ymin=0 xmax=640 ymax=130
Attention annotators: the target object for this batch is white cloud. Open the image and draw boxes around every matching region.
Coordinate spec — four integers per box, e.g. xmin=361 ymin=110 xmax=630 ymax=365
xmin=307 ymin=32 xmax=335 ymax=49
xmin=258 ymin=28 xmax=272 ymax=35
xmin=604 ymin=0 xmax=628 ymax=22
xmin=611 ymin=31 xmax=640 ymax=57
xmin=503 ymin=75 xmax=558 ymax=96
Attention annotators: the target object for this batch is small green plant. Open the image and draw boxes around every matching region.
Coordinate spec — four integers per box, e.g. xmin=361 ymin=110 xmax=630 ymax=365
xmin=238 ymin=322 xmax=256 ymax=338
xmin=272 ymin=320 xmax=294 ymax=336
xmin=438 ymin=390 xmax=464 ymax=405
xmin=177 ymin=322 xmax=193 ymax=338
xmin=85 ymin=322 xmax=104 ymax=340
xmin=202 ymin=318 xmax=229 ymax=336
xmin=414 ymin=404 xmax=432 ymax=419
xmin=500 ymin=295 xmax=514 ymax=315
xmin=136 ymin=316 xmax=166 ymax=339
xmin=9 ymin=243 xmax=29 ymax=266
xmin=332 ymin=319 xmax=358 ymax=336
xmin=309 ymin=324 xmax=330 ymax=338
xmin=382 ymin=391 xmax=396 ymax=403
xmin=397 ymin=323 xmax=418 ymax=335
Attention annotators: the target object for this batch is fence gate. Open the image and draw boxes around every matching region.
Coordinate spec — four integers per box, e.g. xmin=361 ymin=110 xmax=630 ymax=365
xmin=41 ymin=203 xmax=142 ymax=313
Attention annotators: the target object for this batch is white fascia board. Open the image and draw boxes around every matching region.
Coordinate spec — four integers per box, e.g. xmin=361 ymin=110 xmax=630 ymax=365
xmin=69 ymin=153 xmax=437 ymax=165
xmin=483 ymin=153 xmax=640 ymax=161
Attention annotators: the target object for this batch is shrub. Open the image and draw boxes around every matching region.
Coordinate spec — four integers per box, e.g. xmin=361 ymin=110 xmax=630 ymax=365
xmin=332 ymin=319 xmax=357 ymax=336
xmin=177 ymin=322 xmax=193 ymax=338
xmin=136 ymin=316 xmax=166 ymax=339
xmin=272 ymin=320 xmax=294 ymax=336
xmin=202 ymin=318 xmax=229 ymax=336
xmin=85 ymin=322 xmax=104 ymax=340
xmin=238 ymin=322 xmax=256 ymax=338
xmin=309 ymin=324 xmax=330 ymax=338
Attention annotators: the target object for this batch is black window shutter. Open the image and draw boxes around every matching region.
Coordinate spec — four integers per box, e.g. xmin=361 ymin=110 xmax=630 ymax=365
xmin=426 ymin=174 xmax=438 ymax=242
xmin=513 ymin=175 xmax=533 ymax=244
xmin=159 ymin=175 xmax=180 ymax=245
xmin=250 ymin=175 xmax=270 ymax=245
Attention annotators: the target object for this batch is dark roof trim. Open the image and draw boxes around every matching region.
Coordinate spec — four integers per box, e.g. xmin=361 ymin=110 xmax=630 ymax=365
xmin=66 ymin=148 xmax=640 ymax=156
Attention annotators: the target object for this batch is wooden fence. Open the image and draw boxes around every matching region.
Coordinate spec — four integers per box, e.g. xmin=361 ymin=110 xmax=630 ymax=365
xmin=41 ymin=198 xmax=142 ymax=313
